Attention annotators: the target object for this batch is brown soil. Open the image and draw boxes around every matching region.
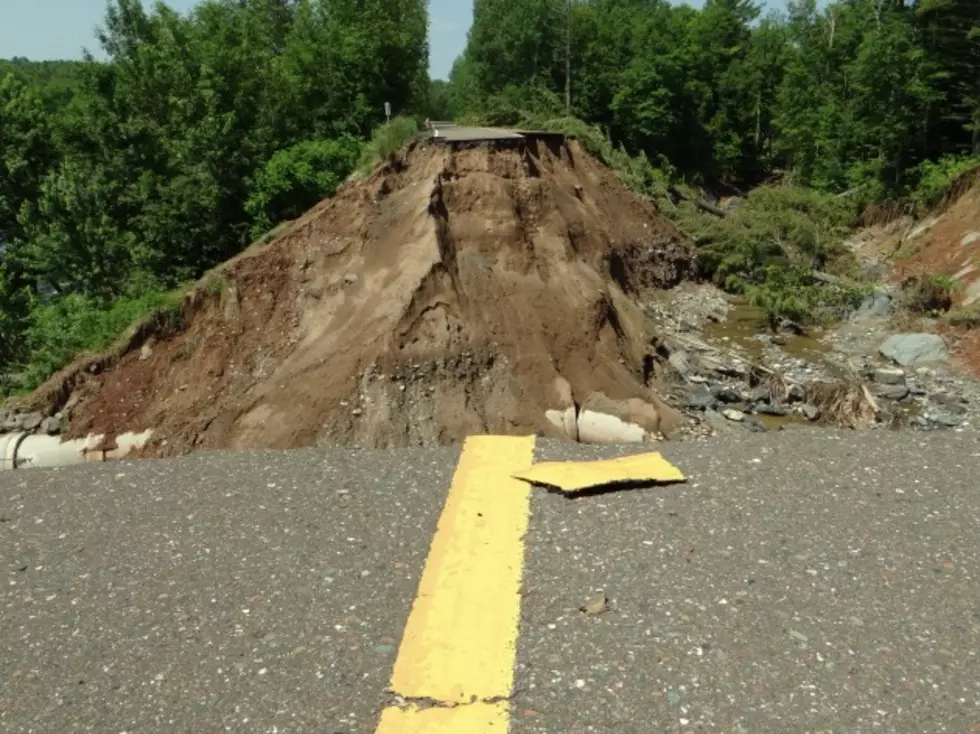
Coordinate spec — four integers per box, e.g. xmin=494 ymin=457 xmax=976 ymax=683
xmin=852 ymin=166 xmax=980 ymax=375
xmin=25 ymin=135 xmax=696 ymax=456
xmin=880 ymin=168 xmax=980 ymax=291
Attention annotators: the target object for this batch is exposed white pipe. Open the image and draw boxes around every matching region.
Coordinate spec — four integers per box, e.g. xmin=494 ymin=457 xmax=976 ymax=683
xmin=0 ymin=430 xmax=153 ymax=471
xmin=576 ymin=410 xmax=650 ymax=445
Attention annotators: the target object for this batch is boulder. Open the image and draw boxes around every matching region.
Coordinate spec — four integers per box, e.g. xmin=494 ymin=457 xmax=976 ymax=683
xmin=668 ymin=350 xmax=694 ymax=379
xmin=851 ymin=291 xmax=892 ymax=321
xmin=879 ymin=333 xmax=949 ymax=366
xmin=711 ymin=385 xmax=742 ymax=404
xmin=20 ymin=412 xmax=43 ymax=432
xmin=801 ymin=404 xmax=822 ymax=421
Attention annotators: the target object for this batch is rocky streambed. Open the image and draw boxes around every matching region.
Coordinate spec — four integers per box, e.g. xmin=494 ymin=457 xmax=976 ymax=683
xmin=648 ymin=284 xmax=980 ymax=437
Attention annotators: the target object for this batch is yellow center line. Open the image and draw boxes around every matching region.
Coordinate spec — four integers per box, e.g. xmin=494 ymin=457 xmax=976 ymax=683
xmin=375 ymin=435 xmax=536 ymax=733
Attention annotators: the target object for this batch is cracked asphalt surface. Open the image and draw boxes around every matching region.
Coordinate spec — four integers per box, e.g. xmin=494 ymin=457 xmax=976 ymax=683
xmin=3 ymin=429 xmax=980 ymax=732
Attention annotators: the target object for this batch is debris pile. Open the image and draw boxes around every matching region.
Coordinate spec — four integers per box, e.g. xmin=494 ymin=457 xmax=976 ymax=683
xmin=21 ymin=134 xmax=697 ymax=455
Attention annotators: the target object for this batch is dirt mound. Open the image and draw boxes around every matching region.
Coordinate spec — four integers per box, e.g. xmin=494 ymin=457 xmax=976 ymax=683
xmin=28 ymin=135 xmax=697 ymax=456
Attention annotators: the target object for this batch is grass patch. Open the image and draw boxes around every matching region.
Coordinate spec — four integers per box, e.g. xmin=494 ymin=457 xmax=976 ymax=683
xmin=356 ymin=116 xmax=420 ymax=174
xmin=13 ymin=288 xmax=185 ymax=393
xmin=911 ymin=155 xmax=980 ymax=212
xmin=945 ymin=302 xmax=980 ymax=328
xmin=897 ymin=272 xmax=961 ymax=314
xmin=203 ymin=271 xmax=229 ymax=297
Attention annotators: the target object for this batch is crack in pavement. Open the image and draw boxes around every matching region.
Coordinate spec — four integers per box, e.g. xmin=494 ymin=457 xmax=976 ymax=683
xmin=383 ymin=691 xmax=515 ymax=711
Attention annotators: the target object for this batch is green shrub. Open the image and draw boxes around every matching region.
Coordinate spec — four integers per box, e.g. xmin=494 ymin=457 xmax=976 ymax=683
xmin=911 ymin=155 xmax=980 ymax=211
xmin=528 ymin=115 xmax=675 ymax=202
xmin=684 ymin=184 xmax=858 ymax=292
xmin=745 ymin=264 xmax=867 ymax=326
xmin=357 ymin=116 xmax=421 ymax=173
xmin=16 ymin=288 xmax=183 ymax=392
xmin=246 ymin=136 xmax=363 ymax=239
xmin=898 ymin=272 xmax=962 ymax=314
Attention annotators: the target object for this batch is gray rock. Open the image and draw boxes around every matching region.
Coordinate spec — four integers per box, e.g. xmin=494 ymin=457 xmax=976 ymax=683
xmin=2 ymin=414 xmax=21 ymax=432
xmin=873 ymin=383 xmax=910 ymax=401
xmin=879 ymin=333 xmax=949 ymax=366
xmin=851 ymin=291 xmax=892 ymax=321
xmin=927 ymin=410 xmax=963 ymax=428
xmin=786 ymin=384 xmax=807 ymax=403
xmin=722 ymin=408 xmax=746 ymax=422
xmin=40 ymin=417 xmax=61 ymax=436
xmin=908 ymin=382 xmax=927 ymax=396
xmin=703 ymin=409 xmax=740 ymax=434
xmin=20 ymin=412 xmax=43 ymax=432
xmin=668 ymin=350 xmax=694 ymax=379
xmin=744 ymin=386 xmax=771 ymax=403
xmin=700 ymin=355 xmax=747 ymax=378
xmin=756 ymin=404 xmax=789 ymax=417
xmin=931 ymin=394 xmax=967 ymax=414
xmin=744 ymin=417 xmax=769 ymax=433
xmin=684 ymin=387 xmax=716 ymax=411
xmin=874 ymin=367 xmax=906 ymax=385
xmin=712 ymin=385 xmax=742 ymax=404
xmin=801 ymin=404 xmax=822 ymax=421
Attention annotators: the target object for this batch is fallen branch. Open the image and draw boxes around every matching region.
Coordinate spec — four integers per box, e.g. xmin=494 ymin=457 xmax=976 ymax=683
xmin=669 ymin=186 xmax=727 ymax=218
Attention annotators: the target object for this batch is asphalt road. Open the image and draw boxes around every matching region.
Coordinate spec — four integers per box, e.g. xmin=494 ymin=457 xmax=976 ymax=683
xmin=429 ymin=125 xmax=525 ymax=141
xmin=3 ymin=429 xmax=980 ymax=732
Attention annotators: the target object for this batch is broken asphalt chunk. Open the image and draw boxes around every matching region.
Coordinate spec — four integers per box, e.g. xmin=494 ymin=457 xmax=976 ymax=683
xmin=512 ymin=452 xmax=686 ymax=496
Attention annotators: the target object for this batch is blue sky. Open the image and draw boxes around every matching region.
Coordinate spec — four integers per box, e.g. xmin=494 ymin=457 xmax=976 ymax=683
xmin=1 ymin=0 xmax=786 ymax=80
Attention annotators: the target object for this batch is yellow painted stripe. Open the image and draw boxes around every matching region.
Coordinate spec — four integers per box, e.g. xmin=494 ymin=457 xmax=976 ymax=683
xmin=376 ymin=701 xmax=509 ymax=732
xmin=375 ymin=435 xmax=535 ymax=732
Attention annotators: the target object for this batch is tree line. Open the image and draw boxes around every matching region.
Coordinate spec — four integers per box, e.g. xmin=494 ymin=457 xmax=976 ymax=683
xmin=0 ymin=0 xmax=428 ymax=387
xmin=1 ymin=0 xmax=979 ymax=391
xmin=450 ymin=0 xmax=979 ymax=194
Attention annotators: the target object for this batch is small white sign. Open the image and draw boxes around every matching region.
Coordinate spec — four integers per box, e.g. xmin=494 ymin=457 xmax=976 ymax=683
xmin=384 ymin=102 xmax=391 ymax=121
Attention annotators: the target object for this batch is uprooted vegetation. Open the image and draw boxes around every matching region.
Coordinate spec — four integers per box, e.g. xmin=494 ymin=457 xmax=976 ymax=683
xmin=673 ymin=185 xmax=869 ymax=325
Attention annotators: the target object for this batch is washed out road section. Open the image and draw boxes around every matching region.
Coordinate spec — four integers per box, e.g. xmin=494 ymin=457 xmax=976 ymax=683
xmin=0 ymin=446 xmax=457 ymax=734
xmin=512 ymin=430 xmax=980 ymax=733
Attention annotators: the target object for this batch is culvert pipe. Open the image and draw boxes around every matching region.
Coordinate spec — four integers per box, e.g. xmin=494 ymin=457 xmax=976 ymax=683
xmin=0 ymin=430 xmax=153 ymax=471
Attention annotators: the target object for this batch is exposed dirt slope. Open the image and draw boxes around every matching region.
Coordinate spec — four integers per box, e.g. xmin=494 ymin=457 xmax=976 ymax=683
xmin=30 ymin=135 xmax=696 ymax=456
xmin=853 ymin=166 xmax=980 ymax=299
xmin=852 ymin=165 xmax=980 ymax=372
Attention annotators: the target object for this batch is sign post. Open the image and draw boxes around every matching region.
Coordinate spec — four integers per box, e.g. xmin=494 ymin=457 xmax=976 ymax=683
xmin=384 ymin=102 xmax=391 ymax=124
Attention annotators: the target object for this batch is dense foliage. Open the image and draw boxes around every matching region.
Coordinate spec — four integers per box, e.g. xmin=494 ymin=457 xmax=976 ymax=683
xmin=0 ymin=0 xmax=428 ymax=391
xmin=452 ymin=0 xmax=979 ymax=193
xmin=2 ymin=0 xmax=980 ymax=390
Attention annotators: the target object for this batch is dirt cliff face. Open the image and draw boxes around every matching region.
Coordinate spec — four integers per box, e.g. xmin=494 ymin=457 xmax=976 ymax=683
xmin=36 ymin=135 xmax=697 ymax=455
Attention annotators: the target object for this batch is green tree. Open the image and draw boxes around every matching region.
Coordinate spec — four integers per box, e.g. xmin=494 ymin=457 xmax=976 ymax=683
xmin=245 ymin=136 xmax=362 ymax=237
